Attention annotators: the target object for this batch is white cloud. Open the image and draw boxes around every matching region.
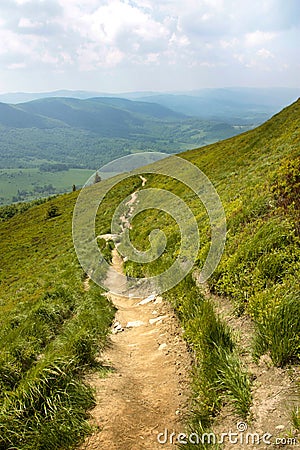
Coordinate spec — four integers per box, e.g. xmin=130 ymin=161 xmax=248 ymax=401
xmin=18 ymin=17 xmax=42 ymax=28
xmin=77 ymin=43 xmax=124 ymax=70
xmin=145 ymin=52 xmax=159 ymax=64
xmin=220 ymin=38 xmax=238 ymax=49
xmin=7 ymin=62 xmax=27 ymax=69
xmin=245 ymin=30 xmax=276 ymax=47
xmin=0 ymin=0 xmax=299 ymax=90
xmin=233 ymin=53 xmax=245 ymax=64
xmin=169 ymin=32 xmax=190 ymax=47
xmin=14 ymin=0 xmax=32 ymax=4
xmin=0 ymin=29 xmax=39 ymax=56
xmin=61 ymin=0 xmax=169 ymax=44
xmin=257 ymin=48 xmax=274 ymax=59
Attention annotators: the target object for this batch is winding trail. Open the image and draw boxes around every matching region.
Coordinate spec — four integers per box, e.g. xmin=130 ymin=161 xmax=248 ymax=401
xmin=79 ymin=250 xmax=191 ymax=450
xmin=78 ymin=177 xmax=192 ymax=449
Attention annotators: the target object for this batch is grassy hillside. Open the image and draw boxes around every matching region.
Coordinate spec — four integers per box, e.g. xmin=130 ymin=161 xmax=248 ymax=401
xmin=124 ymin=98 xmax=299 ymax=314
xmin=120 ymin=98 xmax=299 ymax=437
xmin=0 ymin=99 xmax=299 ymax=448
xmin=0 ymin=192 xmax=116 ymax=449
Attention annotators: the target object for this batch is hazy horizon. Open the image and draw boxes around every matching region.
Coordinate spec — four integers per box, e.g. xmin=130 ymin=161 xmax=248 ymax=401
xmin=1 ymin=86 xmax=300 ymax=96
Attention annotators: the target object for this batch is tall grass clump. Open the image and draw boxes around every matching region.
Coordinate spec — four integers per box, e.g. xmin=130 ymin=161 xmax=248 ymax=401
xmin=164 ymin=276 xmax=252 ymax=440
xmin=253 ymin=289 xmax=300 ymax=366
xmin=0 ymin=287 xmax=78 ymax=389
xmin=292 ymin=406 xmax=300 ymax=431
xmin=186 ymin=297 xmax=251 ymax=420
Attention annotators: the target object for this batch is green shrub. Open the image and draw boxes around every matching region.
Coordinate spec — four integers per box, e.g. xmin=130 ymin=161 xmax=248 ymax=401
xmin=46 ymin=204 xmax=60 ymax=219
xmin=271 ymin=156 xmax=300 ymax=211
xmin=0 ymin=285 xmax=114 ymax=449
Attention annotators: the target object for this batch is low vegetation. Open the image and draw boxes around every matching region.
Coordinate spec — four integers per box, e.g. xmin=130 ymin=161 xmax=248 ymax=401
xmin=0 ymin=193 xmax=115 ymax=449
xmin=168 ymin=277 xmax=252 ymax=422
xmin=121 ymin=99 xmax=300 ymax=439
xmin=0 ymin=99 xmax=299 ymax=448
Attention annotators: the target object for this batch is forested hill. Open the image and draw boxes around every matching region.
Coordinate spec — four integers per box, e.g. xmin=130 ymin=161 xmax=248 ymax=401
xmin=0 ymin=97 xmax=185 ymax=131
xmin=0 ymin=96 xmax=242 ymax=172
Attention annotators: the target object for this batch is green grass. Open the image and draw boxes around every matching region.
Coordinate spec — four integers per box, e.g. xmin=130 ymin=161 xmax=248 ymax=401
xmin=0 ymin=191 xmax=115 ymax=449
xmin=154 ymin=276 xmax=252 ymax=449
xmin=292 ymin=406 xmax=300 ymax=430
xmin=0 ymin=99 xmax=299 ymax=448
xmin=115 ymin=100 xmax=299 ymax=439
xmin=162 ymin=276 xmax=251 ymax=427
xmin=0 ymin=284 xmax=114 ymax=450
xmin=253 ymin=289 xmax=300 ymax=366
xmin=0 ymin=167 xmax=94 ymax=205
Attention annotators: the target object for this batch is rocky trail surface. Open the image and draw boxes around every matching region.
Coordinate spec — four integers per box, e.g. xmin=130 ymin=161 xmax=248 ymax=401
xmin=79 ymin=250 xmax=191 ymax=450
xmin=78 ymin=176 xmax=192 ymax=449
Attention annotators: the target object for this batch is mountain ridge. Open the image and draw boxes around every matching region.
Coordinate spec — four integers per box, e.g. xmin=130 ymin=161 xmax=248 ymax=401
xmin=0 ymin=87 xmax=298 ymax=124
xmin=0 ymin=96 xmax=186 ymax=131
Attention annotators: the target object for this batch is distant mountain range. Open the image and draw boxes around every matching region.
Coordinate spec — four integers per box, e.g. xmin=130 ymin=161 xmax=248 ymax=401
xmin=0 ymin=95 xmax=248 ymax=203
xmin=0 ymin=89 xmax=298 ymax=204
xmin=0 ymin=87 xmax=298 ymax=124
xmin=0 ymin=97 xmax=241 ymax=171
xmin=0 ymin=97 xmax=184 ymax=133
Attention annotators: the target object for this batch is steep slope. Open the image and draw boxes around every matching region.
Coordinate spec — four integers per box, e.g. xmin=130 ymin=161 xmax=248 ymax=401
xmin=0 ymin=192 xmax=116 ymax=449
xmin=120 ymin=99 xmax=299 ymax=444
xmin=125 ymin=98 xmax=299 ymax=349
xmin=0 ymin=99 xmax=299 ymax=449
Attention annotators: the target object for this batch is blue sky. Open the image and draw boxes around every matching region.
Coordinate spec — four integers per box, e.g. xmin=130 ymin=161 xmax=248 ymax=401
xmin=0 ymin=0 xmax=299 ymax=92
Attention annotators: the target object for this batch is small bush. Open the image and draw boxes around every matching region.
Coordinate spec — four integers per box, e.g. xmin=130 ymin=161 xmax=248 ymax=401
xmin=271 ymin=156 xmax=300 ymax=211
xmin=46 ymin=204 xmax=60 ymax=219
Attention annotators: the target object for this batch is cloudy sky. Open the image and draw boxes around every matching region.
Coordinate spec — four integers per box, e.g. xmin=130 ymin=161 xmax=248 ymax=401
xmin=0 ymin=0 xmax=299 ymax=93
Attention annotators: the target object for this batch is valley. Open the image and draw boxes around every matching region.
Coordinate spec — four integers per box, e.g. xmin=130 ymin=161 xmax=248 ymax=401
xmin=0 ymin=95 xmax=250 ymax=205
xmin=3 ymin=87 xmax=298 ymax=205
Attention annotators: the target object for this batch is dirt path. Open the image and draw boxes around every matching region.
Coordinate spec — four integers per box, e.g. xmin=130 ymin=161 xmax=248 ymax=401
xmin=78 ymin=249 xmax=191 ymax=450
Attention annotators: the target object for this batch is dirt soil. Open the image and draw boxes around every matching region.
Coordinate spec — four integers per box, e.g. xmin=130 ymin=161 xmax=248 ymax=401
xmin=204 ymin=287 xmax=300 ymax=450
xmin=78 ymin=250 xmax=192 ymax=450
